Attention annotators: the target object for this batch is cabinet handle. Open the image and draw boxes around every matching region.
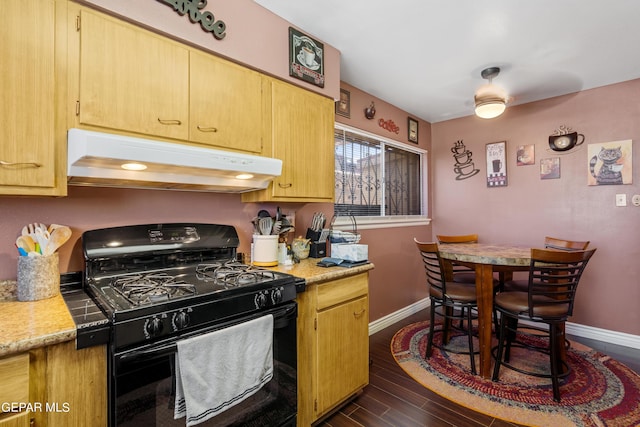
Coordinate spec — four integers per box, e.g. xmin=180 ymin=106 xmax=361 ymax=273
xmin=278 ymin=183 xmax=292 ymax=188
xmin=353 ymin=308 xmax=366 ymax=318
xmin=196 ymin=125 xmax=218 ymax=133
xmin=157 ymin=118 xmax=182 ymax=125
xmin=0 ymin=160 xmax=42 ymax=168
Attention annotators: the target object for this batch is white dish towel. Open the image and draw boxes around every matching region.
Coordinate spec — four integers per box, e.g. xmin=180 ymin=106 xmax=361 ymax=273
xmin=174 ymin=314 xmax=274 ymax=426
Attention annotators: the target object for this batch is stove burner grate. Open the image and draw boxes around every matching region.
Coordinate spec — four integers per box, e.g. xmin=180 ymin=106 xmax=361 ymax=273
xmin=195 ymin=262 xmax=279 ymax=287
xmin=113 ymin=272 xmax=196 ymax=306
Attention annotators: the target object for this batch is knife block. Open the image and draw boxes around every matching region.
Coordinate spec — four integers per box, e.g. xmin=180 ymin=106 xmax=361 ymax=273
xmin=309 ymin=241 xmax=326 ymax=258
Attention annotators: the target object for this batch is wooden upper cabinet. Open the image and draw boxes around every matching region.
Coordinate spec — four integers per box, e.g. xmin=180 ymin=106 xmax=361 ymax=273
xmin=242 ymin=79 xmax=335 ymax=202
xmin=271 ymin=79 xmax=334 ymax=200
xmin=0 ymin=0 xmax=64 ymax=195
xmin=77 ymin=8 xmax=189 ymax=140
xmin=189 ymin=51 xmax=264 ymax=153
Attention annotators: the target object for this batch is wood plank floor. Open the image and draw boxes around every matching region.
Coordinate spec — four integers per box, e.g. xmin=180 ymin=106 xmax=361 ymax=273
xmin=318 ymin=310 xmax=640 ymax=427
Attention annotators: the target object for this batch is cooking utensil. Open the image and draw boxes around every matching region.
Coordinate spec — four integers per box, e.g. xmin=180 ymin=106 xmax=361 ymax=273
xmin=16 ymin=235 xmax=36 ymax=254
xmin=34 ymin=228 xmax=49 ymax=254
xmin=271 ymin=220 xmax=282 ymax=235
xmin=44 ymin=226 xmax=72 ymax=256
xmin=257 ymin=209 xmax=271 ymax=218
xmin=259 ymin=217 xmax=273 ymax=235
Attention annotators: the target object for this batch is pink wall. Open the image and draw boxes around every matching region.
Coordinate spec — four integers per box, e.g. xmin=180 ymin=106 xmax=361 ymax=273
xmin=76 ymin=0 xmax=340 ymax=100
xmin=432 ymin=79 xmax=640 ymax=335
xmin=335 ymin=82 xmax=433 ymax=321
xmin=0 ymin=187 xmax=327 ymax=278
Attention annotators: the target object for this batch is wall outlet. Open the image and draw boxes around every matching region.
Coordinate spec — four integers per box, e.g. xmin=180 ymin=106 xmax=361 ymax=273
xmin=615 ymin=194 xmax=627 ymax=207
xmin=632 ymin=195 xmax=640 ymax=207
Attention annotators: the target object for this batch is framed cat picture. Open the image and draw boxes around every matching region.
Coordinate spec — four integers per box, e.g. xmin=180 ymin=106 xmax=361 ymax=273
xmin=587 ymin=140 xmax=633 ymax=185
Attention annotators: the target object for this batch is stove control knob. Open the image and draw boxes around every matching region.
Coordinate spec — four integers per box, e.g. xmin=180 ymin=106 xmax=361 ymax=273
xmin=173 ymin=311 xmax=190 ymax=330
xmin=271 ymin=287 xmax=283 ymax=305
xmin=145 ymin=316 xmax=164 ymax=338
xmin=255 ymin=291 xmax=268 ymax=309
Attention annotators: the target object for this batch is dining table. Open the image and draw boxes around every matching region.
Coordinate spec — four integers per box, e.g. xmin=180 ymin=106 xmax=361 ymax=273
xmin=438 ymin=243 xmax=531 ymax=378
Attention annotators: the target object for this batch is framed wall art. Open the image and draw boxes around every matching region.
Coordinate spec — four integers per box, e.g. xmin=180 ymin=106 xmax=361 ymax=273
xmin=486 ymin=141 xmax=507 ymax=187
xmin=587 ymin=139 xmax=633 ymax=185
xmin=336 ymin=89 xmax=350 ymax=118
xmin=516 ymin=144 xmax=535 ymax=166
xmin=408 ymin=117 xmax=419 ymax=143
xmin=540 ymin=157 xmax=560 ymax=179
xmin=289 ymin=27 xmax=325 ymax=88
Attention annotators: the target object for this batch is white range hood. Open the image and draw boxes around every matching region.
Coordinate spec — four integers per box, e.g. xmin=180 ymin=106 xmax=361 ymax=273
xmin=67 ymin=129 xmax=282 ymax=193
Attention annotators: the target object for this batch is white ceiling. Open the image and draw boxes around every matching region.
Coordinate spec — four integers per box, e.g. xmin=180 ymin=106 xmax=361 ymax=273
xmin=254 ymin=0 xmax=640 ymax=123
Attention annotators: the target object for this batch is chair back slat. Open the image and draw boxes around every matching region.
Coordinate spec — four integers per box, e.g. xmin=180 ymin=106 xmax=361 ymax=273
xmin=527 ymin=248 xmax=596 ymax=319
xmin=544 ymin=236 xmax=590 ymax=251
xmin=437 ymin=234 xmax=478 ymax=244
xmin=414 ymin=239 xmax=447 ymax=297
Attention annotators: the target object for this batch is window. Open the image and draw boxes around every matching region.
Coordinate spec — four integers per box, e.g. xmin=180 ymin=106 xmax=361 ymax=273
xmin=334 ymin=124 xmax=429 ymax=229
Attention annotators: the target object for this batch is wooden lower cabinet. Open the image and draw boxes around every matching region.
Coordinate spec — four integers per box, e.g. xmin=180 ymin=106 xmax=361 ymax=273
xmin=0 ymin=353 xmax=30 ymax=426
xmin=0 ymin=412 xmax=30 ymax=427
xmin=0 ymin=341 xmax=106 ymax=427
xmin=297 ymin=273 xmax=369 ymax=426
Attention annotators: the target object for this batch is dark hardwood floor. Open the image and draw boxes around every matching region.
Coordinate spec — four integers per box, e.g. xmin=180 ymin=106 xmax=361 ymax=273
xmin=318 ymin=310 xmax=640 ymax=427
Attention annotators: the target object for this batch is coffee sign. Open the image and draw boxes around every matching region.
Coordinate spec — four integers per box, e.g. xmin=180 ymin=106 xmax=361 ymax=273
xmin=289 ymin=27 xmax=325 ymax=88
xmin=157 ymin=0 xmax=226 ymax=40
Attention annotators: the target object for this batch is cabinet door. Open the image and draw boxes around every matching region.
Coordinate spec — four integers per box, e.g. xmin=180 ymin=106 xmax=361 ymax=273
xmin=0 ymin=353 xmax=30 ymax=427
xmin=315 ymin=295 xmax=369 ymax=416
xmin=270 ymin=80 xmax=334 ymax=200
xmin=78 ymin=9 xmax=189 ymax=140
xmin=0 ymin=0 xmax=56 ymax=192
xmin=0 ymin=412 xmax=30 ymax=427
xmin=190 ymin=51 xmax=264 ymax=153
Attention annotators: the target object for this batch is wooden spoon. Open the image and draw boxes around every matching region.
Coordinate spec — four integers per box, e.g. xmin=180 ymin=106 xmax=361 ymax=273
xmin=44 ymin=226 xmax=72 ymax=256
xmin=16 ymin=235 xmax=36 ymax=253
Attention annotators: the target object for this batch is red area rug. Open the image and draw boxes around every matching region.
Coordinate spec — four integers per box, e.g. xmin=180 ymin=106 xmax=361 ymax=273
xmin=391 ymin=321 xmax=640 ymax=427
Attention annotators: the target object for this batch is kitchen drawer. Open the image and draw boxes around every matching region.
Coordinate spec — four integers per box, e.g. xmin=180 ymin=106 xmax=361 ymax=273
xmin=0 ymin=353 xmax=29 ymax=411
xmin=316 ymin=274 xmax=368 ymax=310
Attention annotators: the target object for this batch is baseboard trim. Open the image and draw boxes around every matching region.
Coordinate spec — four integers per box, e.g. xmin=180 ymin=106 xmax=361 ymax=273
xmin=565 ymin=321 xmax=640 ymax=350
xmin=368 ymin=298 xmax=430 ymax=335
xmin=369 ymin=299 xmax=640 ymax=350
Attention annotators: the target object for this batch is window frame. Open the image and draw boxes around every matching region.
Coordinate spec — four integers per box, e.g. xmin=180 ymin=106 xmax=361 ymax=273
xmin=334 ymin=123 xmax=431 ymax=230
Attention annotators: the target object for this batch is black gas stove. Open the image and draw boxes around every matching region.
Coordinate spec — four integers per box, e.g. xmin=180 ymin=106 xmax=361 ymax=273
xmin=81 ymin=223 xmax=301 ymax=427
xmin=82 ymin=223 xmax=303 ymax=351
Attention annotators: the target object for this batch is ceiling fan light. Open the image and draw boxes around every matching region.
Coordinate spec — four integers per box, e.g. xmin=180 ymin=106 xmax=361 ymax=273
xmin=474 ymin=95 xmax=506 ymax=119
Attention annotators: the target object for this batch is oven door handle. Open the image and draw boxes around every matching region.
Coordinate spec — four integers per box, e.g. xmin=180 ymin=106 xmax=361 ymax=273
xmin=118 ymin=303 xmax=296 ymax=364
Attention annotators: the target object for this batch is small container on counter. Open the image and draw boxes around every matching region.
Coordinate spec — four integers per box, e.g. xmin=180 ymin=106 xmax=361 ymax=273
xmin=16 ymin=253 xmax=60 ymax=301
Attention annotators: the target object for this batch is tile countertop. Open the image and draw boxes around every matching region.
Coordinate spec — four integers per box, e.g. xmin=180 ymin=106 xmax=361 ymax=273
xmin=267 ymin=258 xmax=375 ymax=285
xmin=0 ymin=280 xmax=76 ymax=358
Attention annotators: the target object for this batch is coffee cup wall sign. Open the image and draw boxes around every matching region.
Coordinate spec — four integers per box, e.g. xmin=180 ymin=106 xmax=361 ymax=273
xmin=549 ymin=125 xmax=585 ymax=152
xmin=486 ymin=141 xmax=507 ymax=187
xmin=289 ymin=27 xmax=325 ymax=88
xmin=451 ymin=140 xmax=479 ymax=180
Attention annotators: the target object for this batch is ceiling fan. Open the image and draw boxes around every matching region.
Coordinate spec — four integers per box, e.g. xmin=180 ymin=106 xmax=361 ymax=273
xmin=474 ymin=67 xmax=508 ymax=119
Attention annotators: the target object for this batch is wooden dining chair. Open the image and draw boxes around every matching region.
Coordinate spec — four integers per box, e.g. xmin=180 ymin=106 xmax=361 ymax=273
xmin=436 ymin=234 xmax=482 ymax=285
xmin=491 ymin=248 xmax=596 ymax=401
xmin=502 ymin=237 xmax=590 ymax=292
xmin=415 ymin=239 xmax=478 ymax=374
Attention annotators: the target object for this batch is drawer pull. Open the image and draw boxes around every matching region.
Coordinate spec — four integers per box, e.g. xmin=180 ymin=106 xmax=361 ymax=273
xmin=0 ymin=160 xmax=42 ymax=168
xmin=353 ymin=308 xmax=366 ymax=318
xmin=157 ymin=118 xmax=182 ymax=125
xmin=196 ymin=125 xmax=218 ymax=133
xmin=278 ymin=183 xmax=293 ymax=188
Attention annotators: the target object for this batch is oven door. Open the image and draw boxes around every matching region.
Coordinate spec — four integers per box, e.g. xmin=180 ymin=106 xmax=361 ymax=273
xmin=110 ymin=303 xmax=297 ymax=427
